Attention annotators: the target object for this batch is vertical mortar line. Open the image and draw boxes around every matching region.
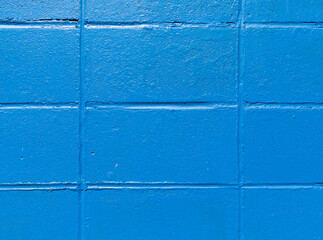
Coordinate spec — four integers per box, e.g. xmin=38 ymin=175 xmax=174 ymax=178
xmin=78 ymin=0 xmax=86 ymax=239
xmin=237 ymin=0 xmax=245 ymax=239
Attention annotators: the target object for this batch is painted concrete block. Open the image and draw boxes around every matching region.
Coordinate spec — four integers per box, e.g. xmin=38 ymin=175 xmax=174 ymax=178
xmin=243 ymin=106 xmax=323 ymax=183
xmin=86 ymin=0 xmax=238 ymax=23
xmin=243 ymin=188 xmax=323 ymax=240
xmin=85 ymin=188 xmax=239 ymax=240
xmin=0 ymin=107 xmax=79 ymax=183
xmin=86 ymin=106 xmax=238 ymax=183
xmin=0 ymin=190 xmax=78 ymax=240
xmin=0 ymin=0 xmax=79 ymax=20
xmin=0 ymin=27 xmax=79 ymax=103
xmin=86 ymin=27 xmax=238 ymax=102
xmin=244 ymin=27 xmax=323 ymax=103
xmin=0 ymin=0 xmax=322 ymax=238
xmin=245 ymin=0 xmax=323 ymax=22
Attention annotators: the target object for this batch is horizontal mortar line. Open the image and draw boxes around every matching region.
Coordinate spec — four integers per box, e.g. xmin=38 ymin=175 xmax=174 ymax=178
xmin=86 ymin=101 xmax=237 ymax=110
xmin=0 ymin=102 xmax=78 ymax=109
xmin=0 ymin=182 xmax=78 ymax=191
xmin=0 ymin=187 xmax=77 ymax=191
xmin=0 ymin=22 xmax=78 ymax=29
xmin=2 ymin=181 xmax=321 ymax=186
xmin=0 ymin=182 xmax=77 ymax=187
xmin=245 ymin=102 xmax=323 ymax=109
xmin=1 ymin=185 xmax=321 ymax=191
xmin=244 ymin=182 xmax=323 ymax=186
xmin=87 ymin=182 xmax=323 ymax=190
xmin=242 ymin=183 xmax=323 ymax=189
xmin=85 ymin=21 xmax=237 ymax=29
xmin=87 ymin=186 xmax=236 ymax=190
xmin=0 ymin=182 xmax=237 ymax=191
xmin=245 ymin=22 xmax=323 ymax=28
xmin=246 ymin=21 xmax=323 ymax=24
xmin=246 ymin=101 xmax=323 ymax=105
xmin=87 ymin=185 xmax=237 ymax=190
xmin=1 ymin=20 xmax=321 ymax=28
xmin=0 ymin=182 xmax=321 ymax=191
xmin=86 ymin=20 xmax=235 ymax=25
xmin=88 ymin=181 xmax=238 ymax=186
xmin=0 ymin=19 xmax=79 ymax=24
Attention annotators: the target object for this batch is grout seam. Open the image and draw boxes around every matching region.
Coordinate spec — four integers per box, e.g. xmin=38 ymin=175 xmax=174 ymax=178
xmin=237 ymin=0 xmax=245 ymax=238
xmin=0 ymin=182 xmax=321 ymax=190
xmin=0 ymin=101 xmax=322 ymax=109
xmin=86 ymin=102 xmax=237 ymax=110
xmin=78 ymin=0 xmax=86 ymax=239
xmin=0 ymin=19 xmax=322 ymax=27
xmin=85 ymin=22 xmax=236 ymax=29
xmin=245 ymin=22 xmax=323 ymax=28
xmin=0 ymin=102 xmax=78 ymax=105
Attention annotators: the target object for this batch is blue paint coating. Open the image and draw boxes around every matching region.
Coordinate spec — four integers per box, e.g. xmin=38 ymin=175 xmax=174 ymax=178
xmin=0 ymin=191 xmax=78 ymax=240
xmin=0 ymin=107 xmax=79 ymax=183
xmin=85 ymin=27 xmax=238 ymax=102
xmin=244 ymin=27 xmax=323 ymax=103
xmin=245 ymin=0 xmax=323 ymax=22
xmin=0 ymin=27 xmax=79 ymax=103
xmin=85 ymin=188 xmax=239 ymax=240
xmin=244 ymin=106 xmax=323 ymax=183
xmin=86 ymin=105 xmax=238 ymax=183
xmin=0 ymin=0 xmax=80 ymax=20
xmin=243 ymin=188 xmax=323 ymax=240
xmin=86 ymin=0 xmax=238 ymax=23
xmin=0 ymin=0 xmax=323 ymax=239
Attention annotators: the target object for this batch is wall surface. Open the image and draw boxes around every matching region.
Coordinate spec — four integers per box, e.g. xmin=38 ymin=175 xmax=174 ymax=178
xmin=0 ymin=0 xmax=322 ymax=239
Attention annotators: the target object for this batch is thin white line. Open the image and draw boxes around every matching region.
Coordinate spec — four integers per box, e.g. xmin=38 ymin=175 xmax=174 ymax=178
xmin=0 ymin=106 xmax=77 ymax=110
xmin=85 ymin=23 xmax=216 ymax=29
xmin=0 ymin=25 xmax=76 ymax=29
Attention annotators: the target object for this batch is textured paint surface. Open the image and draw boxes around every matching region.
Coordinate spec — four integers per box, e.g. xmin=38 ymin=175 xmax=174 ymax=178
xmin=86 ymin=106 xmax=238 ymax=183
xmin=244 ymin=106 xmax=323 ymax=183
xmin=0 ymin=27 xmax=79 ymax=103
xmin=1 ymin=0 xmax=323 ymax=239
xmin=0 ymin=191 xmax=78 ymax=240
xmin=0 ymin=108 xmax=79 ymax=183
xmin=244 ymin=28 xmax=323 ymax=103
xmin=86 ymin=27 xmax=238 ymax=102
xmin=86 ymin=0 xmax=238 ymax=23
xmin=245 ymin=0 xmax=323 ymax=22
xmin=0 ymin=0 xmax=79 ymax=20
xmin=243 ymin=188 xmax=323 ymax=240
xmin=85 ymin=189 xmax=239 ymax=240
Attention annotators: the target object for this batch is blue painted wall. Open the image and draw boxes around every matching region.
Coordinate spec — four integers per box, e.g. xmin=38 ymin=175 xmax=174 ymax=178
xmin=0 ymin=0 xmax=322 ymax=239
